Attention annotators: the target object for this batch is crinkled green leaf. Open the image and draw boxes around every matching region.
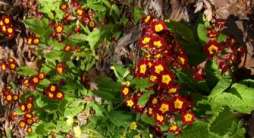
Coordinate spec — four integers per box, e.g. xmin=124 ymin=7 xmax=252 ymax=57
xmin=17 ymin=66 xmax=37 ymax=76
xmin=38 ymin=0 xmax=64 ymax=20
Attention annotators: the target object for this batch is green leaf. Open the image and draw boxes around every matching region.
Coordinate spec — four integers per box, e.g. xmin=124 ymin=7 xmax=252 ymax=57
xmin=47 ymin=39 xmax=65 ymax=50
xmin=85 ymin=28 xmax=102 ymax=49
xmin=168 ymin=21 xmax=205 ymax=65
xmin=111 ymin=64 xmax=130 ymax=81
xmin=94 ymin=76 xmax=121 ymax=101
xmin=38 ymin=0 xmax=64 ymax=20
xmin=179 ymin=120 xmax=218 ymax=138
xmin=24 ymin=18 xmax=51 ymax=41
xmin=108 ymin=111 xmax=134 ymax=127
xmin=69 ymin=34 xmax=87 ymax=42
xmin=131 ymin=78 xmax=153 ymax=90
xmin=133 ymin=7 xmax=143 ymax=24
xmin=217 ymin=34 xmax=227 ymax=42
xmin=211 ymin=83 xmax=254 ymax=114
xmin=45 ymin=50 xmax=64 ymax=63
xmin=138 ymin=91 xmax=154 ymax=106
xmin=205 ymin=60 xmax=225 ymax=87
xmin=17 ymin=66 xmax=37 ymax=76
xmin=197 ymin=23 xmax=209 ymax=43
xmin=208 ymin=77 xmax=232 ymax=98
xmin=87 ymin=102 xmax=104 ymax=116
xmin=208 ymin=109 xmax=237 ymax=136
xmin=35 ymin=122 xmax=56 ymax=135
xmin=64 ymin=101 xmax=84 ymax=117
xmin=140 ymin=114 xmax=155 ymax=125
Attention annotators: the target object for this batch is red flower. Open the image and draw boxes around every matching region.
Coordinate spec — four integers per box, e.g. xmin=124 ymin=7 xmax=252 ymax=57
xmin=151 ymin=36 xmax=166 ymax=49
xmin=158 ymin=101 xmax=171 ymax=114
xmin=148 ymin=73 xmax=159 ymax=83
xmin=167 ymin=83 xmax=180 ymax=95
xmin=204 ymin=40 xmax=220 ymax=58
xmin=55 ymin=91 xmax=64 ymax=100
xmin=150 ymin=60 xmax=167 ymax=75
xmin=121 ymin=85 xmax=131 ymax=97
xmin=135 ymin=59 xmax=151 ymax=77
xmin=53 ymin=23 xmax=64 ymax=34
xmin=151 ymin=19 xmax=168 ymax=33
xmin=168 ymin=123 xmax=181 ymax=135
xmin=158 ymin=71 xmax=175 ymax=88
xmin=154 ymin=113 xmax=165 ymax=124
xmin=181 ymin=111 xmax=195 ymax=125
xmin=173 ymin=96 xmax=191 ymax=112
xmin=177 ymin=54 xmax=189 ymax=67
xmin=60 ymin=2 xmax=69 ymax=12
xmin=139 ymin=35 xmax=152 ymax=49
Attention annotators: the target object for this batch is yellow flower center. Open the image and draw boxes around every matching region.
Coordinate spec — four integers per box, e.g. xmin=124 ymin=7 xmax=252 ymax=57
xmin=56 ymin=92 xmax=63 ymax=99
xmin=144 ymin=16 xmax=151 ymax=23
xmin=76 ymin=9 xmax=83 ymax=16
xmin=6 ymin=95 xmax=12 ymax=101
xmin=178 ymin=56 xmax=185 ymax=65
xmin=156 ymin=114 xmax=164 ymax=122
xmin=155 ymin=54 xmax=162 ymax=58
xmin=184 ymin=113 xmax=193 ymax=122
xmin=33 ymin=38 xmax=40 ymax=44
xmin=56 ymin=25 xmax=63 ymax=33
xmin=142 ymin=37 xmax=150 ymax=44
xmin=155 ymin=24 xmax=163 ymax=32
xmin=169 ymin=124 xmax=178 ymax=131
xmin=7 ymin=27 xmax=13 ymax=33
xmin=153 ymin=41 xmax=162 ymax=48
xmin=19 ymin=121 xmax=26 ymax=128
xmin=152 ymin=98 xmax=158 ymax=104
xmin=1 ymin=64 xmax=6 ymax=70
xmin=159 ymin=103 xmax=169 ymax=113
xmin=50 ymin=85 xmax=56 ymax=92
xmin=162 ymin=74 xmax=172 ymax=84
xmin=48 ymin=92 xmax=54 ymax=98
xmin=32 ymin=77 xmax=39 ymax=83
xmin=122 ymin=87 xmax=129 ymax=95
xmin=26 ymin=103 xmax=33 ymax=109
xmin=168 ymin=88 xmax=177 ymax=94
xmin=208 ymin=44 xmax=218 ymax=55
xmin=139 ymin=64 xmax=147 ymax=74
xmin=154 ymin=65 xmax=164 ymax=74
xmin=149 ymin=75 xmax=157 ymax=82
xmin=148 ymin=107 xmax=153 ymax=115
xmin=174 ymin=98 xmax=183 ymax=109
xmin=127 ymin=99 xmax=134 ymax=107
xmin=9 ymin=63 xmax=16 ymax=70
xmin=4 ymin=18 xmax=10 ymax=24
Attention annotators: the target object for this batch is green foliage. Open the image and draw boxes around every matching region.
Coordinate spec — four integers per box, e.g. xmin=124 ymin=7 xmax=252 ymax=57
xmin=168 ymin=21 xmax=206 ymax=65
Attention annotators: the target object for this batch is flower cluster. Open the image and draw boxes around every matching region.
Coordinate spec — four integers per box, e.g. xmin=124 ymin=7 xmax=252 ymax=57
xmin=22 ymin=72 xmax=46 ymax=89
xmin=1 ymin=86 xmax=19 ymax=104
xmin=199 ymin=19 xmax=245 ymax=76
xmin=26 ymin=35 xmax=40 ymax=47
xmin=0 ymin=58 xmax=18 ymax=73
xmin=51 ymin=0 xmax=95 ymax=38
xmin=43 ymin=84 xmax=64 ymax=100
xmin=0 ymin=15 xmax=15 ymax=39
xmin=17 ymin=96 xmax=37 ymax=133
xmin=121 ymin=16 xmax=195 ymax=135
